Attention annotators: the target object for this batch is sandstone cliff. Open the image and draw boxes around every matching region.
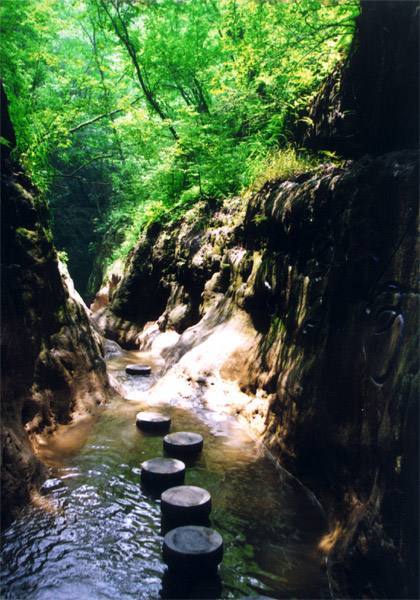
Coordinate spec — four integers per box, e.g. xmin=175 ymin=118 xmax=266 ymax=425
xmin=1 ymin=85 xmax=110 ymax=527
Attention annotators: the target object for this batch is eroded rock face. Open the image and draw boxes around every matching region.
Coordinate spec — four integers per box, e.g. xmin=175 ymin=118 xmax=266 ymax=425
xmin=93 ymin=150 xmax=418 ymax=598
xmin=93 ymin=197 xmax=246 ymax=348
xmin=241 ymin=152 xmax=419 ymax=599
xmin=1 ymin=86 xmax=109 ymax=528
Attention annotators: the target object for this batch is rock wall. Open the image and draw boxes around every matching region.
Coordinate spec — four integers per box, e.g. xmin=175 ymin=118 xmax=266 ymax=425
xmin=94 ymin=149 xmax=418 ymax=597
xmin=241 ymin=153 xmax=419 ymax=599
xmin=1 ymin=85 xmax=110 ymax=528
xmin=300 ymin=0 xmax=419 ymax=157
xmin=91 ymin=2 xmax=418 ymax=597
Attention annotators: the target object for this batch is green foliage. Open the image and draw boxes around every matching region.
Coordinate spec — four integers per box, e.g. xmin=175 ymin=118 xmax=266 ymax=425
xmin=1 ymin=0 xmax=359 ymax=269
xmin=57 ymin=249 xmax=69 ymax=264
xmin=246 ymin=146 xmax=321 ymax=192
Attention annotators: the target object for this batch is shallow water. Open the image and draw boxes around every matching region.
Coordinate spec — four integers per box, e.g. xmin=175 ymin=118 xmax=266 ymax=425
xmin=1 ymin=349 xmax=330 ymax=599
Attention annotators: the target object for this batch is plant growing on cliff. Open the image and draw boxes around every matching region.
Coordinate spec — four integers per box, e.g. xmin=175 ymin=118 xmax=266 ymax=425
xmin=246 ymin=146 xmax=320 ymax=192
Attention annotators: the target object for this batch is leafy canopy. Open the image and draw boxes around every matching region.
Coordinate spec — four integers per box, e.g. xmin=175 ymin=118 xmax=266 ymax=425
xmin=1 ymin=0 xmax=359 ymax=267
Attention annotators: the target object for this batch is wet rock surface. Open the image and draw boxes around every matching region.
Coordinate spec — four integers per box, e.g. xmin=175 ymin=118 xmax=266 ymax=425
xmin=125 ymin=364 xmax=152 ymax=375
xmin=135 ymin=411 xmax=171 ymax=433
xmin=163 ymin=432 xmax=204 ymax=458
xmin=162 ymin=525 xmax=224 ymax=573
xmin=140 ymin=457 xmax=186 ymax=492
xmin=0 ymin=85 xmax=110 ymax=528
xmin=161 ymin=486 xmax=212 ymax=521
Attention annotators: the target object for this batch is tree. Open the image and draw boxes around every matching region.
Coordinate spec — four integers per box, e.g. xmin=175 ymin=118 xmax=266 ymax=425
xmin=1 ymin=0 xmax=359 ymax=293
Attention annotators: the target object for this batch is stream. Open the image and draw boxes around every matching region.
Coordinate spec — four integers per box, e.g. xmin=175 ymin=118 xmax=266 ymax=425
xmin=1 ymin=347 xmax=330 ymax=599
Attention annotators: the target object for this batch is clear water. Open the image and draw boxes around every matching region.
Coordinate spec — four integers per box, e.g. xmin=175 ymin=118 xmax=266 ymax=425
xmin=1 ymin=349 xmax=330 ymax=599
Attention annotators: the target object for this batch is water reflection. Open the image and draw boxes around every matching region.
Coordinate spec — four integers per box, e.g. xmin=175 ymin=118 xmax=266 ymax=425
xmin=1 ymin=349 xmax=330 ymax=599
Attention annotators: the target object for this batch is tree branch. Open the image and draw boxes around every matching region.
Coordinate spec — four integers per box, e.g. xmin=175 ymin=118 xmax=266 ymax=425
xmin=69 ymin=108 xmax=124 ymax=133
xmin=69 ymin=96 xmax=141 ymax=133
xmin=98 ymin=0 xmax=178 ymax=140
xmin=57 ymin=154 xmax=116 ymax=177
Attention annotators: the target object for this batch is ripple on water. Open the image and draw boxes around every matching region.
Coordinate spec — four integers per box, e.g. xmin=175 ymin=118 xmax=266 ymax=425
xmin=1 ymin=355 xmax=330 ymax=599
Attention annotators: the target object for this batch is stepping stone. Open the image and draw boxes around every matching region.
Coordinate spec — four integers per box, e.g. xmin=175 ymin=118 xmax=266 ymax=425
xmin=162 ymin=526 xmax=223 ymax=573
xmin=161 ymin=568 xmax=222 ymax=599
xmin=141 ymin=458 xmax=185 ymax=489
xmin=136 ymin=411 xmax=171 ymax=433
xmin=125 ymin=364 xmax=151 ymax=376
xmin=163 ymin=432 xmax=203 ymax=458
xmin=161 ymin=485 xmax=211 ymax=522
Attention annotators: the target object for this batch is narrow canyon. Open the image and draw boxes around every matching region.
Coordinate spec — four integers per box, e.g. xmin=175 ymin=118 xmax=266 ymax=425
xmin=1 ymin=1 xmax=418 ymax=598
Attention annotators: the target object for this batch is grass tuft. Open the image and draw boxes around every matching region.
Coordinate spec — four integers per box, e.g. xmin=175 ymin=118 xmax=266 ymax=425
xmin=246 ymin=146 xmax=320 ymax=193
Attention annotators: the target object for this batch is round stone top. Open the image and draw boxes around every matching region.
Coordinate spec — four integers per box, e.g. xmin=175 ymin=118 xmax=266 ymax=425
xmin=163 ymin=526 xmax=223 ymax=557
xmin=163 ymin=432 xmax=203 ymax=446
xmin=141 ymin=457 xmax=185 ymax=475
xmin=126 ymin=364 xmax=151 ymax=375
xmin=161 ymin=486 xmax=211 ymax=508
xmin=136 ymin=411 xmax=170 ymax=424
